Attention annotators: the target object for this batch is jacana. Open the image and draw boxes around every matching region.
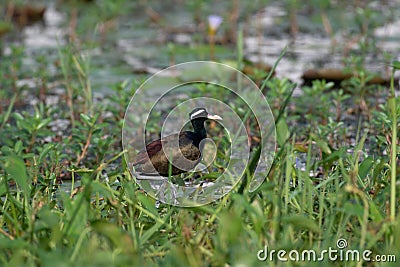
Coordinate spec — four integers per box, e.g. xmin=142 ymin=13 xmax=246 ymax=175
xmin=133 ymin=108 xmax=222 ymax=176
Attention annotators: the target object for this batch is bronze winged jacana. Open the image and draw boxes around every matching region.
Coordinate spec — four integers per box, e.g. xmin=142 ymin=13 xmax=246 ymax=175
xmin=133 ymin=108 xmax=222 ymax=176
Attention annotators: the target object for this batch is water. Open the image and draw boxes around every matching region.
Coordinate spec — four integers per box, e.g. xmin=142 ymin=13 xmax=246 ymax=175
xmin=2 ymin=0 xmax=400 ymax=195
xmin=5 ymin=1 xmax=400 ymax=93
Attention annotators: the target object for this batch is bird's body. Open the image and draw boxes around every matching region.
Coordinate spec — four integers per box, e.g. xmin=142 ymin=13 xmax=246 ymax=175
xmin=133 ymin=108 xmax=222 ymax=176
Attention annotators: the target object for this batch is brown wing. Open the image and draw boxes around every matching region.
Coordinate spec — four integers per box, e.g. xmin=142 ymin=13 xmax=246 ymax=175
xmin=133 ymin=139 xmax=164 ymax=165
xmin=133 ymin=132 xmax=193 ymax=166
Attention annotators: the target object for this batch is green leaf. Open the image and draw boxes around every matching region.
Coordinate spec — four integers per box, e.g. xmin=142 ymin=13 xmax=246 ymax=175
xmin=91 ymin=221 xmax=134 ymax=253
xmin=137 ymin=193 xmax=158 ymax=215
xmin=199 ymin=172 xmax=220 ymax=180
xmin=281 ymin=215 xmax=321 ymax=233
xmin=14 ymin=140 xmax=23 ymax=154
xmin=80 ymin=113 xmax=92 ymax=125
xmin=140 ymin=209 xmax=173 ymax=245
xmin=12 ymin=112 xmax=24 ymax=122
xmin=358 ymin=157 xmax=374 ymax=179
xmin=0 ymin=239 xmax=29 ymax=250
xmin=13 ymin=113 xmax=33 ymax=131
xmin=0 ymin=93 xmax=17 ymax=130
xmin=3 ymin=155 xmax=30 ymax=197
xmin=343 ymin=201 xmax=364 ymax=217
xmin=37 ymin=205 xmax=61 ymax=228
xmin=0 ymin=182 xmax=7 ymax=196
xmin=311 ymin=134 xmax=331 ymax=155
xmin=91 ymin=181 xmax=113 ymax=199
xmin=38 ymin=144 xmax=54 ymax=163
xmin=376 ymin=135 xmax=387 ymax=145
xmin=369 ymin=201 xmax=384 ymax=222
xmin=392 ymin=60 xmax=400 ymax=70
xmin=36 ymin=117 xmax=52 ymax=130
xmin=276 ymin=119 xmax=289 ymax=147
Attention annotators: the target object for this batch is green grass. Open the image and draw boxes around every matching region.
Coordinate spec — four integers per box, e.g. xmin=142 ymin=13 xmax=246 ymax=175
xmin=0 ymin=52 xmax=399 ymax=266
xmin=1 ymin=1 xmax=400 ymax=266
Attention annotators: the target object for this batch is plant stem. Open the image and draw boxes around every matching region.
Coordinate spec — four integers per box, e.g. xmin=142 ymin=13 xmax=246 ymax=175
xmin=76 ymin=128 xmax=93 ymax=166
xmin=209 ymin=33 xmax=215 ymax=61
xmin=237 ymin=24 xmax=243 ymax=71
xmin=389 ymin=67 xmax=397 ymax=223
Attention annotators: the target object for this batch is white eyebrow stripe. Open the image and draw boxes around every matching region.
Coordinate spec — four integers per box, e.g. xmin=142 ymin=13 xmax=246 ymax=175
xmin=190 ymin=109 xmax=205 ymax=118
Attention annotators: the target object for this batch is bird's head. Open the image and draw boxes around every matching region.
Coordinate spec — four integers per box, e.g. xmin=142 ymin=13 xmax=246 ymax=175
xmin=189 ymin=108 xmax=222 ymax=121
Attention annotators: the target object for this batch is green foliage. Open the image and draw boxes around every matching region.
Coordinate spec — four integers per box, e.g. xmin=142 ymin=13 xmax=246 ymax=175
xmin=0 ymin=45 xmax=24 ymax=93
xmin=0 ymin=1 xmax=399 ymax=266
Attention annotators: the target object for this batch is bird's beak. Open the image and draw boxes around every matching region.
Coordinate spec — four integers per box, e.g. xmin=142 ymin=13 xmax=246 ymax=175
xmin=207 ymin=114 xmax=222 ymax=121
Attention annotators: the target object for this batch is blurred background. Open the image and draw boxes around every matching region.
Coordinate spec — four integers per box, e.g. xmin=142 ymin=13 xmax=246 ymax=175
xmin=1 ymin=1 xmax=400 ymax=266
xmin=1 ymin=0 xmax=400 ymax=95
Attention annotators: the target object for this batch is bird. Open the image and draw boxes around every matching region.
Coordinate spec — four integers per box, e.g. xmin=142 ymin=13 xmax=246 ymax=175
xmin=133 ymin=108 xmax=222 ymax=176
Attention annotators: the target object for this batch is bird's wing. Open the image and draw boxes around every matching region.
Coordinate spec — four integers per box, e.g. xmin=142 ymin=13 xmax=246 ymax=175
xmin=133 ymin=139 xmax=164 ymax=165
xmin=133 ymin=132 xmax=193 ymax=165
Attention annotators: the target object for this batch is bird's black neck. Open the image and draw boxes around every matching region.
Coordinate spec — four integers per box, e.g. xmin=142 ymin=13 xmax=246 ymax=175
xmin=191 ymin=118 xmax=207 ymax=139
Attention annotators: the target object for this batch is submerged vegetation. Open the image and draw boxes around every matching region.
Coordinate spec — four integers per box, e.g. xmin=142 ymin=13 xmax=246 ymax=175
xmin=0 ymin=0 xmax=399 ymax=266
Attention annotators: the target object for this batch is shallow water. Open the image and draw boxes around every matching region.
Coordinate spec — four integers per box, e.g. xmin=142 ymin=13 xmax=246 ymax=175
xmin=3 ymin=0 xmax=399 ymax=198
xmin=5 ymin=1 xmax=400 ymax=95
